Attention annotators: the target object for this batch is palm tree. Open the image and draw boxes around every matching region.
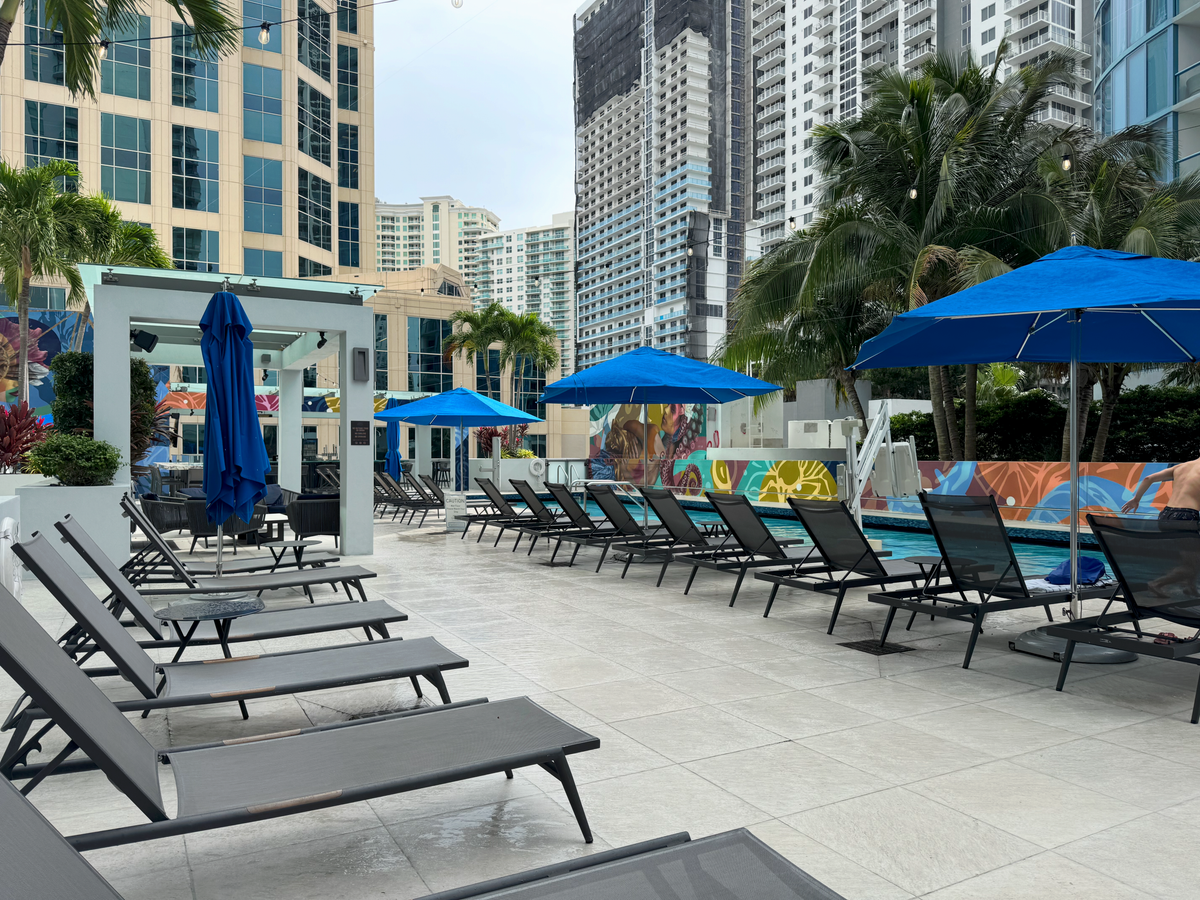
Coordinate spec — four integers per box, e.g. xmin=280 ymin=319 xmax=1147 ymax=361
xmin=442 ymin=303 xmax=506 ymax=397
xmin=723 ymin=46 xmax=1075 ymax=460
xmin=496 ymin=312 xmax=560 ymax=413
xmin=0 ymin=0 xmax=238 ymax=99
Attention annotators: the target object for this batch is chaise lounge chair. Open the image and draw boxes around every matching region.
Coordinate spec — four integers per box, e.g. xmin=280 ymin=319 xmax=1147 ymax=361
xmin=603 ymin=486 xmax=732 ymax=585
xmin=550 ymin=483 xmax=670 ymax=571
xmin=868 ymin=493 xmax=1116 ymax=668
xmin=755 ymin=497 xmax=923 ymax=629
xmin=505 ymin=479 xmax=599 ymax=552
xmin=1049 ymin=514 xmax=1200 ymax=722
xmin=457 ymin=477 xmax=539 ymax=541
xmin=0 ymin=587 xmax=598 ymax=850
xmin=673 ymin=493 xmax=819 ymax=606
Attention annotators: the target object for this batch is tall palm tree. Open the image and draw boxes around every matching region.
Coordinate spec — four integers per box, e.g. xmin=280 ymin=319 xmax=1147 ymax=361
xmin=722 ymin=46 xmax=1075 ymax=460
xmin=496 ymin=312 xmax=560 ymax=412
xmin=442 ymin=303 xmax=506 ymax=397
xmin=0 ymin=0 xmax=238 ymax=99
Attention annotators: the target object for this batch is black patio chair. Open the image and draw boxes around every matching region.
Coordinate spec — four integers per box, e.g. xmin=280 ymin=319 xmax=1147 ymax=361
xmin=0 ymin=587 xmax=598 ymax=850
xmin=869 ymin=493 xmax=1116 ymax=669
xmin=502 ymin=479 xmax=586 ymax=551
xmin=182 ymin=499 xmax=266 ymax=554
xmin=1049 ymin=514 xmax=1200 ymax=722
xmin=755 ymin=497 xmax=923 ymax=629
xmin=456 ymin=477 xmax=537 ymax=541
xmin=422 ymin=828 xmax=848 ymax=900
xmin=139 ymin=496 xmax=187 ymax=535
xmin=674 ymin=492 xmax=820 ymax=606
xmin=287 ymin=496 xmax=341 ymax=546
xmin=515 ymin=482 xmax=619 ymax=556
xmin=604 ymin=486 xmax=732 ymax=586
xmin=551 ymin=483 xmax=669 ymax=571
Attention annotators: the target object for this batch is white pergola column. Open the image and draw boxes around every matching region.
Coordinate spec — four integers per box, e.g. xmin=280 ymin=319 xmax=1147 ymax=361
xmin=338 ymin=328 xmax=373 ymax=555
xmin=276 ymin=368 xmax=303 ymax=492
xmin=415 ymin=425 xmax=431 ymax=478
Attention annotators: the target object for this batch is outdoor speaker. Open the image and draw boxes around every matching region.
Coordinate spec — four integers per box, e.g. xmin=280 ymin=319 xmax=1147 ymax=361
xmin=130 ymin=329 xmax=158 ymax=352
xmin=351 ymin=347 xmax=370 ymax=382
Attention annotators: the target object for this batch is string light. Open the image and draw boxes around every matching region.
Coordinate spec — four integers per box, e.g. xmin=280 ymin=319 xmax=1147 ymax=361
xmin=258 ymin=22 xmax=271 ymax=44
xmin=907 ymin=186 xmax=919 ymax=200
xmin=1061 ymin=152 xmax=1073 ymax=171
xmin=98 ymin=39 xmax=109 ymax=59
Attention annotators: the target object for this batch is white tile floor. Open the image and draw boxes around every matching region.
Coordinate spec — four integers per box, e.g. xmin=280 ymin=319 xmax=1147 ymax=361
xmin=7 ymin=514 xmax=1200 ymax=899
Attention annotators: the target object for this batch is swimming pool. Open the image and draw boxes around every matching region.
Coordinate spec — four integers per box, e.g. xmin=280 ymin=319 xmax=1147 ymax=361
xmin=588 ymin=501 xmax=1107 ymax=580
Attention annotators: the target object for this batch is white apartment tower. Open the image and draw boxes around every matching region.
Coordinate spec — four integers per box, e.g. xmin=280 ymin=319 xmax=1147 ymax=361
xmin=473 ymin=212 xmax=577 ymax=376
xmin=573 ymin=0 xmax=752 ymax=368
xmin=375 ymin=196 xmax=499 ymax=292
xmin=752 ymin=0 xmax=1092 ymax=252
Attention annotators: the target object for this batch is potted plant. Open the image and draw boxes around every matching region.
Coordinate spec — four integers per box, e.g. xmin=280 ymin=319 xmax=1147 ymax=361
xmin=0 ymin=401 xmax=51 ymax=492
xmin=26 ymin=432 xmax=122 ymax=486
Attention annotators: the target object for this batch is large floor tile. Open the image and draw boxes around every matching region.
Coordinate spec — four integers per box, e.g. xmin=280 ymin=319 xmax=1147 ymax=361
xmin=718 ymin=690 xmax=882 ymax=740
xmin=785 ymin=788 xmax=1040 ymax=896
xmin=655 ymin=664 xmax=794 ymax=703
xmin=980 ymin=687 xmax=1160 ymax=736
xmin=806 ymin=677 xmax=964 ymax=720
xmin=800 ymin=721 xmax=996 ymax=785
xmin=557 ymin=676 xmax=701 ymax=723
xmin=902 ymin=704 xmax=1078 ymax=757
xmin=612 ymin=705 xmax=783 ymax=763
xmin=921 ymin=851 xmax=1157 ymax=900
xmin=1057 ymin=814 xmax=1200 ymax=898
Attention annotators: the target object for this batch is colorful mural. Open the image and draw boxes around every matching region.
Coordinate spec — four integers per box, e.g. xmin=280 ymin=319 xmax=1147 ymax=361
xmin=160 ymin=391 xmax=402 ymax=415
xmin=587 ymin=403 xmax=710 ymax=487
xmin=0 ymin=310 xmax=94 ymax=414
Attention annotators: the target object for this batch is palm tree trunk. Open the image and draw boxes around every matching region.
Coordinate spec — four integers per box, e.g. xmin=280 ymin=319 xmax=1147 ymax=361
xmin=17 ymin=251 xmax=32 ymax=405
xmin=940 ymin=366 xmax=962 ymax=461
xmin=1090 ymin=365 xmax=1126 ymax=463
xmin=963 ymin=363 xmax=977 ymax=461
xmin=71 ymin=301 xmax=92 ymax=352
xmin=928 ymin=366 xmax=950 ymax=460
xmin=0 ymin=0 xmax=19 ymax=69
xmin=837 ymin=370 xmax=867 ymax=429
xmin=1059 ymin=370 xmax=1096 ymax=463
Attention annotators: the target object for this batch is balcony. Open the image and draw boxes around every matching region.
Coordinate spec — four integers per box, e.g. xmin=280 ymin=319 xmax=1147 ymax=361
xmin=814 ymin=91 xmax=836 ymax=113
xmin=758 ymin=172 xmax=785 ymax=189
xmin=814 ymin=33 xmax=838 ymax=54
xmin=758 ymin=189 xmax=786 ymax=211
xmin=755 ymin=115 xmax=786 ymax=139
xmin=863 ymin=50 xmax=889 ymax=71
xmin=903 ymin=17 xmax=935 ymax=44
xmin=812 ymin=0 xmax=837 ymax=15
xmin=862 ymin=28 xmax=888 ymax=52
xmin=751 ymin=0 xmax=785 ymax=18
xmin=1175 ymin=60 xmax=1200 ymax=111
xmin=1047 ymin=82 xmax=1092 ymax=107
xmin=1009 ymin=27 xmax=1091 ymax=65
xmin=752 ymin=26 xmax=786 ymax=53
xmin=903 ymin=40 xmax=936 ymax=65
xmin=862 ymin=0 xmax=899 ymax=26
xmin=1003 ymin=0 xmax=1043 ymax=17
xmin=753 ymin=9 xmax=785 ymax=34
xmin=1009 ymin=8 xmax=1050 ymax=40
xmin=759 ymin=99 xmax=786 ymax=118
xmin=757 ymin=81 xmax=787 ymax=106
xmin=756 ymin=136 xmax=786 ymax=158
xmin=1032 ymin=104 xmax=1078 ymax=125
xmin=815 ymin=14 xmax=837 ymax=35
xmin=903 ymin=0 xmax=934 ymax=21
xmin=756 ymin=152 xmax=786 ymax=174
xmin=813 ymin=52 xmax=837 ymax=75
xmin=756 ymin=46 xmax=786 ymax=67
xmin=756 ymin=63 xmax=787 ymax=87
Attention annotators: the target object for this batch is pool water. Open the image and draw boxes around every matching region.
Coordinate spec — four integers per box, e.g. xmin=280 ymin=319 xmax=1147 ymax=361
xmin=587 ymin=501 xmax=1108 ymax=581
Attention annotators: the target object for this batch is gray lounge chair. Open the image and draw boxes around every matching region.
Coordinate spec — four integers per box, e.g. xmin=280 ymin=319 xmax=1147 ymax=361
xmin=550 ymin=483 xmax=670 ymax=571
xmin=674 ymin=493 xmax=820 ymax=606
xmin=755 ymin=497 xmax=923 ymax=629
xmin=605 ymin=486 xmax=732 ymax=585
xmin=1050 ymin=515 xmax=1200 ymax=722
xmin=423 ymin=828 xmax=847 ymax=900
xmin=869 ymin=493 xmax=1116 ymax=668
xmin=0 ymin=776 xmax=125 ymax=899
xmin=458 ymin=477 xmax=538 ymax=541
xmin=0 ymin=588 xmax=597 ymax=849
xmin=504 ymin=479 xmax=589 ymax=551
xmin=6 ymin=531 xmax=463 ymax=736
xmin=54 ymin=515 xmax=408 ymax=661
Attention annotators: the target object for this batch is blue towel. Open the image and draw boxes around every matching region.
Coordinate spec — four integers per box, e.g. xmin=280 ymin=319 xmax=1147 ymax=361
xmin=1045 ymin=557 xmax=1106 ymax=585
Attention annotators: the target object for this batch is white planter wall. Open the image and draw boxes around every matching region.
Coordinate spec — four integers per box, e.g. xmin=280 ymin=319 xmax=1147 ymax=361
xmin=16 ymin=481 xmax=130 ymax=576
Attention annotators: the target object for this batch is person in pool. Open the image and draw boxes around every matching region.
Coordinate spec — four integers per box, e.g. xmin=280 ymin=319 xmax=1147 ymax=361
xmin=1122 ymin=458 xmax=1200 ymax=521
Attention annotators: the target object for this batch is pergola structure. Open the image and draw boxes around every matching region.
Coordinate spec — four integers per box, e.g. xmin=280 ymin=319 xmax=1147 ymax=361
xmin=79 ymin=265 xmax=379 ymax=556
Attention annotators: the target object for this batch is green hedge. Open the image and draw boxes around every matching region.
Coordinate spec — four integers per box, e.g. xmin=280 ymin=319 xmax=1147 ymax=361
xmin=890 ymin=384 xmax=1200 ymax=462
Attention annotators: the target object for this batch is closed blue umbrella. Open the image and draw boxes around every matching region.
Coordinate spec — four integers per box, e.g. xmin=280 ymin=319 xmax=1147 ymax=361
xmin=383 ymin=397 xmax=402 ymax=480
xmin=200 ymin=291 xmax=271 ymax=575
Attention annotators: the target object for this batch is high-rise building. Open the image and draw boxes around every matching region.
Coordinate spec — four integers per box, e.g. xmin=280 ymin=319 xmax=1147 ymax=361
xmin=473 ymin=212 xmax=576 ymax=376
xmin=1094 ymin=0 xmax=1187 ymax=176
xmin=2 ymin=0 xmax=375 ymax=279
xmin=753 ymin=0 xmax=1093 ymax=251
xmin=573 ymin=0 xmax=751 ymax=369
xmin=374 ymin=197 xmax=499 ymax=290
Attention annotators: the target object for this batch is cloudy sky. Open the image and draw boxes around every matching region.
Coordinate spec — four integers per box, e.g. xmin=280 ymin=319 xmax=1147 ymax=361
xmin=372 ymin=0 xmax=577 ymax=230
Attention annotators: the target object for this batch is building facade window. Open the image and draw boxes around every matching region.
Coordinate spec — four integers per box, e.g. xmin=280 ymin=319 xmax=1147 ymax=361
xmin=244 ymin=156 xmax=283 ymax=234
xmin=172 ymin=228 xmax=219 ymax=272
xmin=101 ymin=113 xmax=151 ymax=204
xmin=407 ymin=317 xmax=452 ymax=393
xmin=338 ymin=201 xmax=359 ymax=267
xmin=475 ymin=349 xmax=500 ymax=398
xmin=337 ymin=44 xmax=358 ymax=110
xmin=515 ymin=357 xmax=546 ymax=419
xmin=0 ymin=285 xmax=67 ymax=310
xmin=244 ymin=248 xmax=283 ymax=277
xmin=243 ymin=63 xmax=283 ymax=144
xmin=25 ymin=0 xmax=63 ymax=86
xmin=337 ymin=0 xmax=357 ymax=33
xmin=25 ymin=101 xmax=78 ymax=169
xmin=101 ymin=15 xmax=151 ymax=99
xmin=297 ymin=0 xmax=331 ymax=81
xmin=171 ymin=126 xmax=218 ymax=212
xmin=337 ymin=123 xmax=358 ymax=188
xmin=374 ymin=313 xmax=387 ymax=390
xmin=298 ymin=256 xmax=332 ymax=277
xmin=298 ymin=168 xmax=332 ymax=250
xmin=298 ymin=79 xmax=332 ymax=165
xmin=244 ymin=0 xmax=282 ymax=51
xmin=172 ymin=24 xmax=218 ymax=110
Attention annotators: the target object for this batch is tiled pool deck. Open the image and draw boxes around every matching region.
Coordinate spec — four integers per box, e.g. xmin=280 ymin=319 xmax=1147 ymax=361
xmin=8 ymin=516 xmax=1200 ymax=899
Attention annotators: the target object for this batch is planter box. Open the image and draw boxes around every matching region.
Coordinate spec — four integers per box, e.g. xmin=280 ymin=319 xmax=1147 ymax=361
xmin=0 ymin=474 xmax=51 ymax=495
xmin=466 ymin=459 xmax=547 ymax=494
xmin=15 ymin=480 xmax=130 ymax=577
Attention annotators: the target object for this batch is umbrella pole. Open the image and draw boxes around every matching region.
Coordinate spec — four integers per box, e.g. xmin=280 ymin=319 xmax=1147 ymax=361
xmin=216 ymin=521 xmax=224 ymax=577
xmin=1069 ymin=310 xmax=1081 ymax=619
xmin=642 ymin=403 xmax=649 ymax=526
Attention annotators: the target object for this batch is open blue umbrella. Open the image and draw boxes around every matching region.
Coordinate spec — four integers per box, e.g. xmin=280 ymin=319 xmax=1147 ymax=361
xmin=200 ymin=290 xmax=271 ymax=574
xmin=849 ymin=246 xmax=1200 ymax=625
xmin=382 ymin=397 xmax=402 ymax=481
xmin=375 ymin=387 xmax=541 ymax=490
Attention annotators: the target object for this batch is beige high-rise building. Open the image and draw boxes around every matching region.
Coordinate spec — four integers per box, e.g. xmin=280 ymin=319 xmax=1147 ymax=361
xmin=374 ymin=197 xmax=499 ymax=291
xmin=472 ymin=212 xmax=576 ymax=376
xmin=1 ymin=0 xmax=374 ymax=279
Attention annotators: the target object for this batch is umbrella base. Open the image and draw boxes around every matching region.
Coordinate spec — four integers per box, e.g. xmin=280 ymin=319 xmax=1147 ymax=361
xmin=188 ymin=592 xmax=250 ymax=602
xmin=1009 ymin=627 xmax=1137 ymax=664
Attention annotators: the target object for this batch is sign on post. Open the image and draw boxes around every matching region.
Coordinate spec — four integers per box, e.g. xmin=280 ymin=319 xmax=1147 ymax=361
xmin=444 ymin=491 xmax=467 ymax=533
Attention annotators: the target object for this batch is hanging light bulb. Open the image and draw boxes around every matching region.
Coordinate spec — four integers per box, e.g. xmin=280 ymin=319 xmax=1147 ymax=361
xmin=98 ymin=39 xmax=110 ymax=59
xmin=908 ymin=186 xmax=919 ymax=201
xmin=451 ymin=0 xmax=463 ymax=6
xmin=1061 ymin=152 xmax=1073 ymax=171
xmin=686 ymin=246 xmax=694 ymax=256
xmin=258 ymin=22 xmax=271 ymax=44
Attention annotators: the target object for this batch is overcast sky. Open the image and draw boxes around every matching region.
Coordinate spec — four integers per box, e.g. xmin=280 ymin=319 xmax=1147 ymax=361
xmin=372 ymin=0 xmax=577 ymax=230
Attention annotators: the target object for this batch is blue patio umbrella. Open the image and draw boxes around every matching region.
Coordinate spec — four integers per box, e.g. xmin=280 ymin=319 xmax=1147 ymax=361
xmin=375 ymin=388 xmax=541 ymax=490
xmin=849 ymin=246 xmax=1200 ymax=622
xmin=382 ymin=397 xmax=403 ymax=480
xmin=200 ymin=290 xmax=271 ymax=575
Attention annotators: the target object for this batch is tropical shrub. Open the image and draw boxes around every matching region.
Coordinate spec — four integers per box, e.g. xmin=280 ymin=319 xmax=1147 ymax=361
xmin=26 ymin=432 xmax=122 ymax=486
xmin=0 ymin=401 xmax=50 ymax=472
xmin=48 ymin=351 xmax=94 ymax=435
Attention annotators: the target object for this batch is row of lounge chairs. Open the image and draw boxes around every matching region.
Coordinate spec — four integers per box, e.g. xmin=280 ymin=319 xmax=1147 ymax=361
xmin=452 ymin=481 xmax=1200 ymax=719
